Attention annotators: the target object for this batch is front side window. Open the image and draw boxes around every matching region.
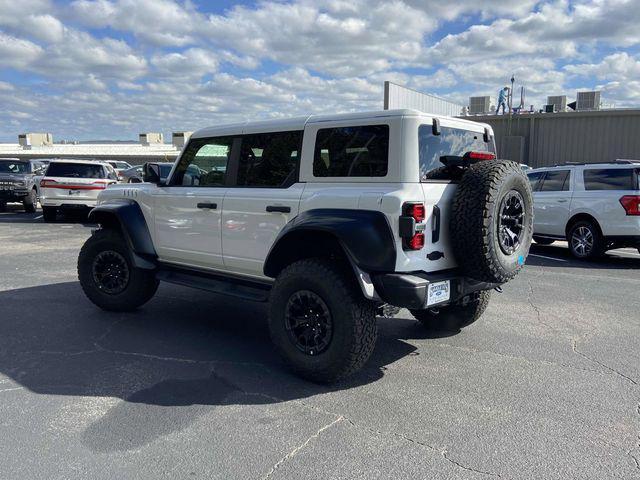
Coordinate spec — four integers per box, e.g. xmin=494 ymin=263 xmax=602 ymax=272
xmin=539 ymin=170 xmax=570 ymax=192
xmin=171 ymin=137 xmax=233 ymax=187
xmin=237 ymin=131 xmax=302 ymax=187
xmin=583 ymin=168 xmax=637 ymax=191
xmin=419 ymin=125 xmax=495 ymax=180
xmin=527 ymin=172 xmax=544 ymax=191
xmin=313 ymin=125 xmax=389 ymax=177
xmin=46 ymin=162 xmax=106 ymax=178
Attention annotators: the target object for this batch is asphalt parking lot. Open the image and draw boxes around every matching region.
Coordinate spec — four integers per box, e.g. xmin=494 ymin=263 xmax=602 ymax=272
xmin=1 ymin=205 xmax=639 ymax=480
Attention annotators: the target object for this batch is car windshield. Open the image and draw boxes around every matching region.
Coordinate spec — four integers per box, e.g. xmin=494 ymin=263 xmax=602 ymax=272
xmin=0 ymin=160 xmax=30 ymax=174
xmin=110 ymin=162 xmax=130 ymax=169
xmin=46 ymin=162 xmax=105 ymax=178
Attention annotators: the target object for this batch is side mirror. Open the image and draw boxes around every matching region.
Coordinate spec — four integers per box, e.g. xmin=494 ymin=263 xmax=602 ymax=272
xmin=143 ymin=163 xmax=162 ymax=184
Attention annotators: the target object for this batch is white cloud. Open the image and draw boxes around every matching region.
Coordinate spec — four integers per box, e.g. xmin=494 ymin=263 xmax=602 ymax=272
xmin=564 ymin=52 xmax=640 ymax=81
xmin=0 ymin=33 xmax=43 ymax=68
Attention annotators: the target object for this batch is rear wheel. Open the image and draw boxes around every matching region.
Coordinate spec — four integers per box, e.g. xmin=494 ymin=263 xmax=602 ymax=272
xmin=411 ymin=291 xmax=491 ymax=332
xmin=268 ymin=258 xmax=377 ymax=383
xmin=42 ymin=206 xmax=57 ymax=222
xmin=23 ymin=189 xmax=37 ymax=213
xmin=78 ymin=229 xmax=158 ymax=311
xmin=568 ymin=220 xmax=604 ymax=259
xmin=533 ymin=236 xmax=554 ymax=246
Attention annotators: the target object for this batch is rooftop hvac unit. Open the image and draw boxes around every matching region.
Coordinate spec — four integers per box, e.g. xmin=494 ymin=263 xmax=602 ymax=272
xmin=139 ymin=132 xmax=164 ymax=146
xmin=172 ymin=131 xmax=193 ymax=148
xmin=469 ymin=96 xmax=492 ymax=115
xmin=576 ymin=91 xmax=601 ymax=111
xmin=547 ymin=95 xmax=567 ymax=112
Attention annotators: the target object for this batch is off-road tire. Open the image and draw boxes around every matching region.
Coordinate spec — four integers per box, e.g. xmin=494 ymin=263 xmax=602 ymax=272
xmin=533 ymin=236 xmax=555 ymax=246
xmin=78 ymin=228 xmax=158 ymax=311
xmin=567 ymin=220 xmax=604 ymax=259
xmin=268 ymin=258 xmax=377 ymax=383
xmin=42 ymin=206 xmax=57 ymax=222
xmin=410 ymin=290 xmax=491 ymax=331
xmin=23 ymin=189 xmax=37 ymax=213
xmin=450 ymin=160 xmax=533 ymax=283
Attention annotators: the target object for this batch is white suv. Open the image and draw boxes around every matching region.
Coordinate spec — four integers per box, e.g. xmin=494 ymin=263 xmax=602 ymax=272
xmin=40 ymin=160 xmax=119 ymax=222
xmin=77 ymin=109 xmax=533 ymax=382
xmin=527 ymin=162 xmax=640 ymax=258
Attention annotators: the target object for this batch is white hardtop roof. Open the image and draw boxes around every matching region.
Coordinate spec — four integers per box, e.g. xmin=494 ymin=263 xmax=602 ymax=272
xmin=48 ymin=159 xmax=111 ymax=166
xmin=192 ymin=109 xmax=489 ymax=139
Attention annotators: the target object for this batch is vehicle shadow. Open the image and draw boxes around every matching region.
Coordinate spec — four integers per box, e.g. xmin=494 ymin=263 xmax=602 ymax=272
xmin=0 ymin=281 xmax=441 ymax=452
xmin=0 ymin=203 xmax=95 ymax=225
xmin=527 ymin=244 xmax=640 ymax=269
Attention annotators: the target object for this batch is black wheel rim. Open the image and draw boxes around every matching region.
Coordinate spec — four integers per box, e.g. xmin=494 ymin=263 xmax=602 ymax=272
xmin=92 ymin=250 xmax=130 ymax=294
xmin=498 ymin=190 xmax=525 ymax=255
xmin=284 ymin=290 xmax=333 ymax=356
xmin=571 ymin=226 xmax=594 ymax=257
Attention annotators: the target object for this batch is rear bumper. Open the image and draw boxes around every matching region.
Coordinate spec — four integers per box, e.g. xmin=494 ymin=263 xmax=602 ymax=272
xmin=371 ymin=270 xmax=500 ymax=310
xmin=41 ymin=198 xmax=97 ymax=208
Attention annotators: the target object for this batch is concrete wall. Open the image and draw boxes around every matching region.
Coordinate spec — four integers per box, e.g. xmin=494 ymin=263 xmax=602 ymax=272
xmin=468 ymin=109 xmax=640 ymax=168
xmin=384 ymin=81 xmax=462 ymax=117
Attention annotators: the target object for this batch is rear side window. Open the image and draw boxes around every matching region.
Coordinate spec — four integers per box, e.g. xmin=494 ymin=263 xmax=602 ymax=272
xmin=237 ymin=131 xmax=302 ymax=187
xmin=583 ymin=168 xmax=637 ymax=191
xmin=539 ymin=170 xmax=570 ymax=191
xmin=527 ymin=172 xmax=544 ymax=191
xmin=419 ymin=125 xmax=495 ymax=180
xmin=313 ymin=125 xmax=389 ymax=177
xmin=46 ymin=163 xmax=105 ymax=178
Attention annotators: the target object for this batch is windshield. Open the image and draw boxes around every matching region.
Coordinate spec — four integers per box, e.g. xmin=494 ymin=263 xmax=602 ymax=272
xmin=0 ymin=160 xmax=30 ymax=174
xmin=46 ymin=163 xmax=106 ymax=178
xmin=419 ymin=125 xmax=495 ymax=180
xmin=110 ymin=162 xmax=130 ymax=169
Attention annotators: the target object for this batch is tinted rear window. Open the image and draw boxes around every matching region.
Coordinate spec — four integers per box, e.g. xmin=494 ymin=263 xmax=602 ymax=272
xmin=313 ymin=125 xmax=389 ymax=177
xmin=540 ymin=170 xmax=570 ymax=191
xmin=46 ymin=163 xmax=105 ymax=178
xmin=419 ymin=125 xmax=495 ymax=180
xmin=583 ymin=168 xmax=637 ymax=191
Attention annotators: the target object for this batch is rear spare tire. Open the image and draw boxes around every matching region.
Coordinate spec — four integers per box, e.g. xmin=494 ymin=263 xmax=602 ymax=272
xmin=450 ymin=160 xmax=533 ymax=283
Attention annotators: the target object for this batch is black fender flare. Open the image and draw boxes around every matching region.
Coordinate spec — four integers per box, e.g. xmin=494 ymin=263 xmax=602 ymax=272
xmin=88 ymin=199 xmax=157 ymax=269
xmin=263 ymin=209 xmax=396 ymax=278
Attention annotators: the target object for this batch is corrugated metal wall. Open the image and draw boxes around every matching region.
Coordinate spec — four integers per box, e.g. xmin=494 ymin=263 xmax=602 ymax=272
xmin=469 ymin=110 xmax=640 ymax=167
xmin=384 ymin=81 xmax=462 ymax=117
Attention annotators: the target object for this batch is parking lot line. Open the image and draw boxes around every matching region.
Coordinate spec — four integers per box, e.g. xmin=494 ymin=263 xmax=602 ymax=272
xmin=528 ymin=253 xmax=568 ymax=262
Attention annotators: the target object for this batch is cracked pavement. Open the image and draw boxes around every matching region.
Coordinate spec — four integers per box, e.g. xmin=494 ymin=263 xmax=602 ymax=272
xmin=1 ymin=209 xmax=640 ymax=479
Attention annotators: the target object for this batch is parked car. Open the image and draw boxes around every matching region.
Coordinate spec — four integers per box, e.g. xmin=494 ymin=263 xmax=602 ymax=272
xmin=0 ymin=158 xmax=47 ymax=213
xmin=107 ymin=161 xmax=133 ymax=181
xmin=120 ymin=165 xmax=144 ymax=183
xmin=527 ymin=161 xmax=640 ymax=258
xmin=77 ymin=109 xmax=533 ymax=383
xmin=125 ymin=162 xmax=174 ymax=183
xmin=40 ymin=160 xmax=119 ymax=222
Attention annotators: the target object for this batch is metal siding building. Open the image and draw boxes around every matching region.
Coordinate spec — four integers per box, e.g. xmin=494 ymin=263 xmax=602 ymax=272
xmin=468 ymin=109 xmax=640 ymax=167
xmin=384 ymin=81 xmax=463 ymax=117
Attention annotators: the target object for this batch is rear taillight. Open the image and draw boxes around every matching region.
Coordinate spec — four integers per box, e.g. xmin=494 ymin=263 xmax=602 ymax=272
xmin=400 ymin=202 xmax=426 ymax=250
xmin=619 ymin=195 xmax=640 ymax=216
xmin=40 ymin=179 xmax=57 ymax=188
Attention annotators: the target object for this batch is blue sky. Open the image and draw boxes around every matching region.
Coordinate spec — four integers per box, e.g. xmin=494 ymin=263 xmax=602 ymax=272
xmin=1 ymin=0 xmax=639 ymax=141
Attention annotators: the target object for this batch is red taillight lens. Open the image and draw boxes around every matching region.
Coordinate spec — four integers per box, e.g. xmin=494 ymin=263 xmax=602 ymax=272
xmin=404 ymin=202 xmax=425 ymax=222
xmin=466 ymin=151 xmax=496 ymax=161
xmin=407 ymin=233 xmax=424 ymax=250
xmin=40 ymin=179 xmax=56 ymax=188
xmin=619 ymin=195 xmax=640 ymax=216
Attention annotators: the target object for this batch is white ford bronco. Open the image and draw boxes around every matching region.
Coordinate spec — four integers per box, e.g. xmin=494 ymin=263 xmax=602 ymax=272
xmin=78 ymin=109 xmax=533 ymax=383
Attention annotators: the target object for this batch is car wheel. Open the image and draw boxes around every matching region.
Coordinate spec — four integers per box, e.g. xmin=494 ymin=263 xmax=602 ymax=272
xmin=410 ymin=290 xmax=491 ymax=332
xmin=568 ymin=221 xmax=604 ymax=259
xmin=42 ymin=206 xmax=57 ymax=222
xmin=450 ymin=160 xmax=534 ymax=284
xmin=23 ymin=189 xmax=37 ymax=213
xmin=268 ymin=258 xmax=377 ymax=383
xmin=532 ymin=236 xmax=554 ymax=246
xmin=78 ymin=228 xmax=159 ymax=311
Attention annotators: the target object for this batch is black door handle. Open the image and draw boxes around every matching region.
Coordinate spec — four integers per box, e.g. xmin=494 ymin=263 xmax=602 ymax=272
xmin=266 ymin=205 xmax=291 ymax=213
xmin=197 ymin=202 xmax=217 ymax=209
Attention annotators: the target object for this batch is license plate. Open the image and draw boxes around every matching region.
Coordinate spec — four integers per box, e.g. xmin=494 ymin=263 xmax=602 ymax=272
xmin=427 ymin=280 xmax=450 ymax=306
xmin=68 ymin=189 xmax=81 ymax=195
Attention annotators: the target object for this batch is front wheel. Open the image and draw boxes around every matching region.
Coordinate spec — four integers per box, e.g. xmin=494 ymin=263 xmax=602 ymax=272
xmin=268 ymin=258 xmax=377 ymax=383
xmin=568 ymin=221 xmax=604 ymax=259
xmin=78 ymin=229 xmax=158 ymax=311
xmin=410 ymin=290 xmax=491 ymax=332
xmin=23 ymin=189 xmax=37 ymax=213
